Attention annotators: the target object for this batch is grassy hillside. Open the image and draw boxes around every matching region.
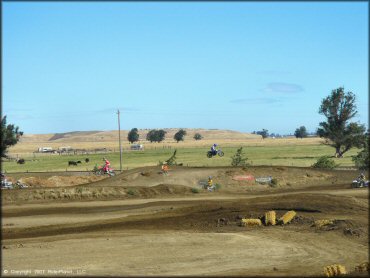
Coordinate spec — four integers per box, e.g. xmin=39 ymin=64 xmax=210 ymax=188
xmin=3 ymin=144 xmax=360 ymax=173
xmin=4 ymin=128 xmax=360 ymax=173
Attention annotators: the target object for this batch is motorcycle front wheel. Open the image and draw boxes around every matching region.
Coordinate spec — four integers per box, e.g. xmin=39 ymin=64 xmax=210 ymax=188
xmin=218 ymin=151 xmax=224 ymax=157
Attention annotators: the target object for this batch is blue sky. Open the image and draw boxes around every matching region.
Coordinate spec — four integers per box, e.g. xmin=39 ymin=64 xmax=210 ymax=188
xmin=3 ymin=1 xmax=369 ymax=134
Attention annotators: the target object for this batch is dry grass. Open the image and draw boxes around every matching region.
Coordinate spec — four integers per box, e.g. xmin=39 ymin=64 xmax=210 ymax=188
xmin=313 ymin=219 xmax=334 ymax=228
xmin=10 ymin=128 xmax=325 ymax=155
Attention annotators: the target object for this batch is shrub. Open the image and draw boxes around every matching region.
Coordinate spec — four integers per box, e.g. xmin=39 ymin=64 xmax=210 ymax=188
xmin=231 ymin=147 xmax=249 ymax=167
xmin=191 ymin=188 xmax=199 ymax=193
xmin=352 ymin=135 xmax=369 ymax=170
xmin=127 ymin=189 xmax=135 ymax=196
xmin=193 ymin=133 xmax=203 ymax=140
xmin=312 ymin=156 xmax=339 ymax=169
xmin=17 ymin=158 xmax=25 ymax=164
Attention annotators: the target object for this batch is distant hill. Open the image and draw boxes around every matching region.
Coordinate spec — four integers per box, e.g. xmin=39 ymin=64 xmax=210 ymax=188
xmin=19 ymin=128 xmax=261 ymax=143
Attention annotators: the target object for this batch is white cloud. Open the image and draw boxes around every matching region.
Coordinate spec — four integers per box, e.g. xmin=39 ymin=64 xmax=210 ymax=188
xmin=261 ymin=82 xmax=304 ymax=93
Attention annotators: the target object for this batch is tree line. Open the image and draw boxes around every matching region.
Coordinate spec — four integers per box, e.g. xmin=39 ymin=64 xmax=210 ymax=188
xmin=127 ymin=128 xmax=203 ymax=143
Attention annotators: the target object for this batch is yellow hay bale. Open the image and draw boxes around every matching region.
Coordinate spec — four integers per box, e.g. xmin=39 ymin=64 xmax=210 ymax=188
xmin=323 ymin=264 xmax=347 ymax=277
xmin=241 ymin=218 xmax=262 ymax=226
xmin=265 ymin=211 xmax=276 ymax=226
xmin=314 ymin=219 xmax=334 ymax=228
xmin=278 ymin=210 xmax=296 ymax=224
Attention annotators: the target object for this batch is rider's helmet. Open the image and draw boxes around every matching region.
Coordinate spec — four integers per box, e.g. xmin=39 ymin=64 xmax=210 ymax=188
xmin=208 ymin=176 xmax=212 ymax=179
xmin=213 ymin=144 xmax=217 ymax=147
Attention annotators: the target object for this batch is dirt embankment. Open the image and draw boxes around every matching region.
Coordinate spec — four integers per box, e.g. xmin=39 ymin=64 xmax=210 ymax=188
xmin=2 ymin=166 xmax=359 ymax=204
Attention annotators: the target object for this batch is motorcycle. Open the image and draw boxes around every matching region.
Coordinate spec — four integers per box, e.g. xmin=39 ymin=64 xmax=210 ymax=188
xmin=93 ymin=165 xmax=116 ymax=177
xmin=207 ymin=149 xmax=224 ymax=158
xmin=351 ymin=178 xmax=369 ymax=188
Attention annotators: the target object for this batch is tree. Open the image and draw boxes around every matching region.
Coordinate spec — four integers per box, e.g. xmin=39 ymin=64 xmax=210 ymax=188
xmin=231 ymin=147 xmax=249 ymax=167
xmin=157 ymin=129 xmax=167 ymax=142
xmin=165 ymin=149 xmax=177 ymax=165
xmin=294 ymin=126 xmax=308 ymax=139
xmin=317 ymin=87 xmax=366 ymax=158
xmin=174 ymin=129 xmax=187 ymax=143
xmin=146 ymin=130 xmax=156 ymax=143
xmin=257 ymin=129 xmax=269 ymax=139
xmin=352 ymin=132 xmax=369 ymax=170
xmin=146 ymin=129 xmax=167 ymax=143
xmin=1 ymin=116 xmax=23 ymax=158
xmin=193 ymin=133 xmax=203 ymax=140
xmin=127 ymin=128 xmax=139 ymax=143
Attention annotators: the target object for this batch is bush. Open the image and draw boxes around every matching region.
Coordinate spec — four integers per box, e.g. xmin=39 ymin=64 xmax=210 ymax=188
xmin=191 ymin=188 xmax=199 ymax=193
xmin=127 ymin=189 xmax=135 ymax=196
xmin=352 ymin=136 xmax=369 ymax=170
xmin=17 ymin=158 xmax=25 ymax=164
xmin=231 ymin=147 xmax=249 ymax=167
xmin=193 ymin=133 xmax=203 ymax=140
xmin=312 ymin=156 xmax=339 ymax=169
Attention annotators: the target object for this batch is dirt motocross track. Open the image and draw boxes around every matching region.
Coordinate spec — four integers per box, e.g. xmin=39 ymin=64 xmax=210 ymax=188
xmin=2 ymin=166 xmax=369 ymax=277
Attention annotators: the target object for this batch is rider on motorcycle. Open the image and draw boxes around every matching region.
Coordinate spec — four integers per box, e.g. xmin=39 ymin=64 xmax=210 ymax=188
xmin=103 ymin=158 xmax=111 ymax=173
xmin=358 ymin=172 xmax=366 ymax=182
xmin=211 ymin=144 xmax=218 ymax=156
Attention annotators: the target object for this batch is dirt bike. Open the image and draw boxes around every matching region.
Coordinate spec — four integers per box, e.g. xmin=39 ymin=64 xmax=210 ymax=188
xmin=93 ymin=165 xmax=116 ymax=177
xmin=207 ymin=149 xmax=224 ymax=158
xmin=351 ymin=178 xmax=369 ymax=188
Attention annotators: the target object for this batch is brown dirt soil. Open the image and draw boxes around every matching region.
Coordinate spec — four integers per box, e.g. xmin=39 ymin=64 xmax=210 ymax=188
xmin=1 ymin=166 xmax=368 ymax=276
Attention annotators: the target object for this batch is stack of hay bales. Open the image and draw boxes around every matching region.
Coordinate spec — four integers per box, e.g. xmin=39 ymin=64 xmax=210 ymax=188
xmin=240 ymin=210 xmax=297 ymax=227
xmin=323 ymin=264 xmax=346 ymax=277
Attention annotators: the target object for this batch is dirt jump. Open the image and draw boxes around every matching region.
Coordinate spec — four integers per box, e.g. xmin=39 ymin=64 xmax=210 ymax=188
xmin=2 ymin=166 xmax=369 ymax=276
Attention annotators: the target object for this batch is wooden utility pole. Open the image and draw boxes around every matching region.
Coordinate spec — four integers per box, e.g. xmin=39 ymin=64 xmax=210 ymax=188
xmin=117 ymin=109 xmax=122 ymax=172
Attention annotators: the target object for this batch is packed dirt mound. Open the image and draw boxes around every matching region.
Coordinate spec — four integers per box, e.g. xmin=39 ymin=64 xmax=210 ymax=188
xmin=128 ymin=184 xmax=193 ymax=198
xmin=1 ymin=183 xmax=194 ymax=204
xmin=14 ymin=175 xmax=105 ymax=187
xmin=3 ymin=166 xmax=360 ymax=204
xmin=89 ymin=165 xmax=356 ymax=191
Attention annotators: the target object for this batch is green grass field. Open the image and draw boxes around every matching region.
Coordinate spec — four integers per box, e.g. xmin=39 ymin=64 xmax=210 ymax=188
xmin=2 ymin=144 xmax=360 ymax=173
